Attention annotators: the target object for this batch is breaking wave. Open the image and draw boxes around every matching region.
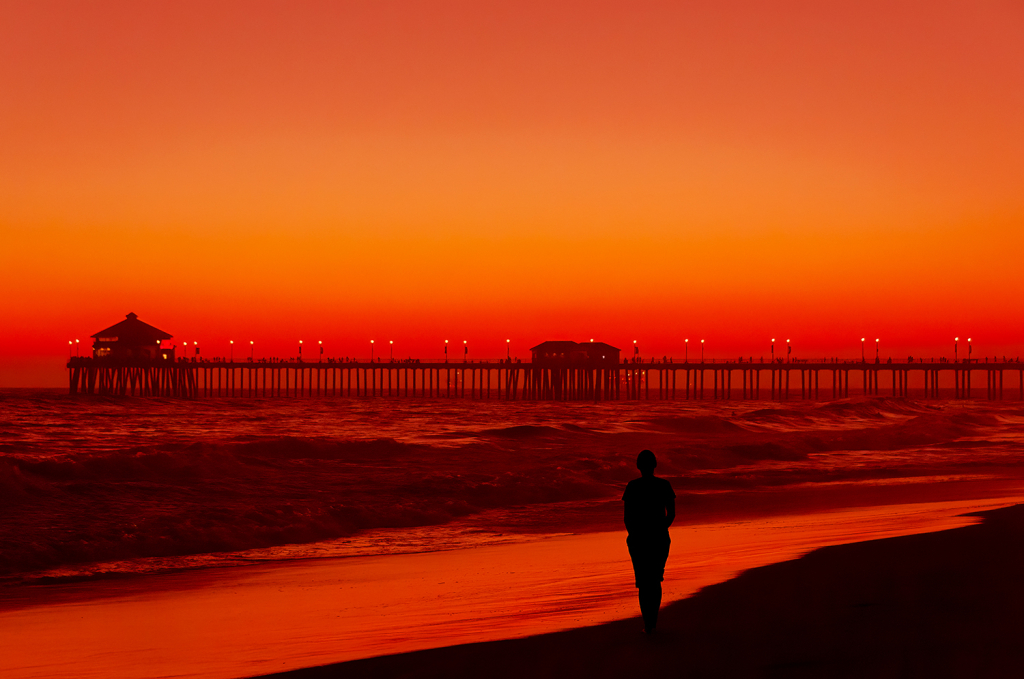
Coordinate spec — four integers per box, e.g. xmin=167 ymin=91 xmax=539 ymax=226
xmin=2 ymin=391 xmax=1023 ymax=579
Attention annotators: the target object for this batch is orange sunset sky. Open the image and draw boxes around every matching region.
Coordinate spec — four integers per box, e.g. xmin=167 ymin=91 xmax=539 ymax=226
xmin=2 ymin=1 xmax=1023 ymax=386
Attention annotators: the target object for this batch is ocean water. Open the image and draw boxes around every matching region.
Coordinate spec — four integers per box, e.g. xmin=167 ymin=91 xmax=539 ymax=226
xmin=3 ymin=389 xmax=1024 ymax=588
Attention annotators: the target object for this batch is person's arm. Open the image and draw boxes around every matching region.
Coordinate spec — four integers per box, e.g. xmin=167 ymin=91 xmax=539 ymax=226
xmin=624 ymin=500 xmax=637 ymax=534
xmin=623 ymin=487 xmax=635 ymax=534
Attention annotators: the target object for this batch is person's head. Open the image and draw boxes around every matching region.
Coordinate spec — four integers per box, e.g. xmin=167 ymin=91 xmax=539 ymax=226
xmin=636 ymin=449 xmax=657 ymax=476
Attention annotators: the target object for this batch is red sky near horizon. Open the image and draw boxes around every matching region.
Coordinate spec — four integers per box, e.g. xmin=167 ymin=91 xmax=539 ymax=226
xmin=2 ymin=1 xmax=1024 ymax=386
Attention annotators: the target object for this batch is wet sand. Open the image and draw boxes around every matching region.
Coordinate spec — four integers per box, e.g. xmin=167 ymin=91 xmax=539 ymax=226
xmin=259 ymin=502 xmax=1024 ymax=679
xmin=2 ymin=497 xmax=1021 ymax=679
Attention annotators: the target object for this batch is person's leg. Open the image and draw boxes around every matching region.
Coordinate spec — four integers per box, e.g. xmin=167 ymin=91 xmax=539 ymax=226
xmin=638 ymin=582 xmax=662 ymax=632
xmin=640 ymin=535 xmax=669 ymax=632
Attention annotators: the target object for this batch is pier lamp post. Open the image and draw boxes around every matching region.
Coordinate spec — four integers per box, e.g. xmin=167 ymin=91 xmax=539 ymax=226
xmin=861 ymin=338 xmax=865 ymax=362
xmin=700 ymin=339 xmax=705 ymax=363
xmin=445 ymin=339 xmax=448 ymax=363
xmin=75 ymin=339 xmax=80 ymax=357
xmin=68 ymin=340 xmax=73 ymax=359
xmin=954 ymin=337 xmax=959 ymax=363
xmin=389 ymin=340 xmax=394 ymax=362
xmin=230 ymin=340 xmax=234 ymax=362
xmin=299 ymin=340 xmax=303 ymax=362
xmin=771 ymin=339 xmax=774 ymax=363
xmin=786 ymin=339 xmax=791 ymax=363
xmin=506 ymin=339 xmax=511 ymax=360
xmin=183 ymin=341 xmax=188 ymax=360
xmin=250 ymin=340 xmax=254 ymax=361
xmin=633 ymin=340 xmax=638 ymax=362
xmin=875 ymin=338 xmax=880 ymax=362
xmin=319 ymin=340 xmax=323 ymax=361
xmin=968 ymin=338 xmax=972 ymax=363
xmin=370 ymin=340 xmax=374 ymax=362
xmin=685 ymin=339 xmax=689 ymax=363
xmin=463 ymin=340 xmax=468 ymax=362
xmin=195 ymin=341 xmax=199 ymax=357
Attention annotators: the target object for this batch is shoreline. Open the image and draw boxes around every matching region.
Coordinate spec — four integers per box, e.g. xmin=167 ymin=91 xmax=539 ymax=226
xmin=5 ymin=474 xmax=1022 ymax=596
xmin=3 ymin=496 xmax=1021 ymax=679
xmin=257 ymin=501 xmax=1024 ymax=679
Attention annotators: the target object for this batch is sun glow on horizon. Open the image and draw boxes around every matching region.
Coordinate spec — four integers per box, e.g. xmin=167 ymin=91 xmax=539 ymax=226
xmin=3 ymin=1 xmax=1024 ymax=385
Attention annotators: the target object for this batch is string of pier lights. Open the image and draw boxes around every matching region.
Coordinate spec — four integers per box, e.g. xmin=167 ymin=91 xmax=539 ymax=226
xmin=294 ymin=339 xmax=326 ymax=362
xmin=176 ymin=337 xmax=996 ymax=366
xmin=299 ymin=338 xmax=511 ymax=363
xmin=368 ymin=339 xmax=508 ymax=363
xmin=655 ymin=338 xmax=708 ymax=363
xmin=72 ymin=335 xmax=989 ymax=367
xmin=857 ymin=337 xmax=882 ymax=362
xmin=442 ymin=339 xmax=469 ymax=362
xmin=214 ymin=335 xmax=977 ymax=366
xmin=86 ymin=338 xmax=520 ymax=365
xmin=678 ymin=336 xmax=985 ymax=364
xmin=354 ymin=338 xmax=484 ymax=363
xmin=680 ymin=338 xmax=707 ymax=363
xmin=78 ymin=336 xmax=986 ymax=366
xmin=215 ymin=339 xmax=511 ymax=363
xmin=954 ymin=337 xmax=972 ymax=363
xmin=661 ymin=336 xmax=978 ymax=364
xmin=346 ymin=338 xmax=497 ymax=363
xmin=768 ymin=338 xmax=793 ymax=363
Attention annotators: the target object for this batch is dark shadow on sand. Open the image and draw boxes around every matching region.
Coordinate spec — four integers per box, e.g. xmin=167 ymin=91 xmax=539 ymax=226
xmin=254 ymin=503 xmax=1024 ymax=679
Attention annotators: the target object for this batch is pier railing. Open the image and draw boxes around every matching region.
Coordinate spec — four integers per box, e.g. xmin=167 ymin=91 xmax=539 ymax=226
xmin=66 ymin=357 xmax=1024 ymax=401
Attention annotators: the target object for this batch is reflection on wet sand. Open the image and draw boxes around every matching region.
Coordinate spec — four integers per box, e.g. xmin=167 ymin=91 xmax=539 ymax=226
xmin=3 ymin=497 xmax=1021 ymax=679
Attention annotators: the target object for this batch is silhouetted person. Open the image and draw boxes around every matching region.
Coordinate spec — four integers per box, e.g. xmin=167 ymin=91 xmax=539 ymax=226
xmin=623 ymin=449 xmax=675 ymax=633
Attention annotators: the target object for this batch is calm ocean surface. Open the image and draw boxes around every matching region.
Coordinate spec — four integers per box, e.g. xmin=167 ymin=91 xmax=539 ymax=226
xmin=3 ymin=389 xmax=1024 ymax=587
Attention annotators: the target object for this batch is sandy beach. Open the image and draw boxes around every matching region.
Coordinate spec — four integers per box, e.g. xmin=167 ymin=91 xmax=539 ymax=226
xmin=257 ymin=502 xmax=1024 ymax=679
xmin=2 ymin=496 xmax=1021 ymax=679
xmin=5 ymin=394 xmax=1024 ymax=679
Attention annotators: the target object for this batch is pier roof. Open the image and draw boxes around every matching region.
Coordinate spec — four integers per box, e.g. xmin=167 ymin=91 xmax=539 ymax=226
xmin=91 ymin=312 xmax=172 ymax=343
xmin=530 ymin=340 xmax=581 ymax=354
xmin=530 ymin=340 xmax=621 ymax=365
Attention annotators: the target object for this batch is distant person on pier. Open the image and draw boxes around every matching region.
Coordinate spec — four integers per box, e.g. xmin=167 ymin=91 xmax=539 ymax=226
xmin=623 ymin=449 xmax=675 ymax=634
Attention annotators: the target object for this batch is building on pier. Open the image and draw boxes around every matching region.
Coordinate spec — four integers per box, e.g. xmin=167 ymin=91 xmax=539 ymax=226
xmin=583 ymin=342 xmax=620 ymax=365
xmin=530 ymin=340 xmax=620 ymax=366
xmin=91 ymin=312 xmax=174 ymax=361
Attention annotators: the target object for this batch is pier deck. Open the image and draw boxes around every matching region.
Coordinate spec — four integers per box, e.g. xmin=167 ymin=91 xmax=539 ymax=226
xmin=66 ymin=357 xmax=1024 ymax=401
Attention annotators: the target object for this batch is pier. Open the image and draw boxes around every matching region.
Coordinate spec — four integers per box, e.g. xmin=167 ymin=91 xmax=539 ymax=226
xmin=66 ymin=357 xmax=1024 ymax=401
